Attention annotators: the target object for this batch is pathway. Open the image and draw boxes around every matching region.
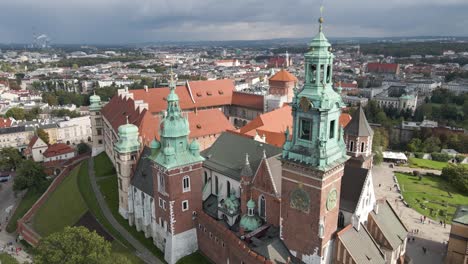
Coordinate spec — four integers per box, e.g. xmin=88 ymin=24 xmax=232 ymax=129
xmin=372 ymin=163 xmax=447 ymax=264
xmin=87 ymin=158 xmax=163 ymax=264
xmin=0 ymin=178 xmax=32 ymax=263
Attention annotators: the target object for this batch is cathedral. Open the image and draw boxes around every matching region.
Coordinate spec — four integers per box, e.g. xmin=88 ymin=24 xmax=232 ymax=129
xmin=90 ymin=16 xmax=408 ymax=264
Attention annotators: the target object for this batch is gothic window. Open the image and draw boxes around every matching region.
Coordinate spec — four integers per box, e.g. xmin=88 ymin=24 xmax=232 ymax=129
xmin=338 ymin=212 xmax=345 ymax=228
xmin=215 ymin=176 xmax=219 ymax=195
xmin=349 ymin=141 xmax=354 ymax=152
xmin=259 ymin=195 xmax=266 ymax=219
xmin=299 ymin=119 xmax=312 ymax=141
xmin=182 ymin=200 xmax=189 ymax=212
xmin=183 ymin=176 xmax=190 ymax=192
xmin=226 ymin=180 xmax=231 ymax=197
xmin=329 ymin=120 xmax=336 ymax=139
xmin=326 ymin=65 xmax=331 ymax=83
xmin=158 ymin=173 xmax=165 ymax=193
xmin=361 ymin=142 xmax=365 ymax=153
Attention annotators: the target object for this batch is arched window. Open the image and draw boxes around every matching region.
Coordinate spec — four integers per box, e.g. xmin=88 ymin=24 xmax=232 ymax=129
xmin=338 ymin=211 xmax=345 ymax=228
xmin=361 ymin=142 xmax=365 ymax=153
xmin=215 ymin=176 xmax=219 ymax=195
xmin=182 ymin=176 xmax=190 ymax=192
xmin=349 ymin=141 xmax=354 ymax=152
xmin=226 ymin=181 xmax=231 ymax=197
xmin=259 ymin=195 xmax=266 ymax=219
xmin=326 ymin=65 xmax=331 ymax=83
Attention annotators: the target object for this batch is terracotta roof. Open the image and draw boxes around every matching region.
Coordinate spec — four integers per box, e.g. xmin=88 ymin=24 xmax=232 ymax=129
xmin=231 ymin=92 xmax=264 ymax=110
xmin=0 ymin=117 xmax=12 ymax=128
xmin=269 ymin=69 xmax=298 ymax=82
xmin=367 ymin=63 xmax=399 ymax=74
xmin=27 ymin=136 xmax=39 ymax=149
xmin=101 ymin=93 xmax=233 ymax=146
xmin=335 ymin=82 xmax=358 ymax=89
xmin=237 ymin=105 xmax=352 ymax=147
xmin=131 ymin=79 xmax=235 ymax=114
xmin=43 ymin=143 xmax=74 ymax=158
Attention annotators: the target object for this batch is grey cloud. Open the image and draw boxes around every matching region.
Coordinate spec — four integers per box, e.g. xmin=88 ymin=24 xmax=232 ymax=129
xmin=0 ymin=0 xmax=467 ymax=44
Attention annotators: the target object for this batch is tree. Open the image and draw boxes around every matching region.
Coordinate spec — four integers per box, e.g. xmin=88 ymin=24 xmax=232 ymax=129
xmin=13 ymin=160 xmax=48 ymax=193
xmin=442 ymin=164 xmax=468 ymax=193
xmin=0 ymin=147 xmax=23 ymax=171
xmin=5 ymin=107 xmax=25 ymax=120
xmin=37 ymin=128 xmax=50 ymax=144
xmin=407 ymin=138 xmax=423 ymax=153
xmin=77 ymin=143 xmax=91 ymax=155
xmin=35 ymin=226 xmax=129 ymax=264
xmin=372 ymin=128 xmax=389 ymax=152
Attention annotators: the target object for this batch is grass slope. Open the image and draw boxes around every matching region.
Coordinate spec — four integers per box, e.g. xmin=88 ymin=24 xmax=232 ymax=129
xmin=6 ymin=181 xmax=51 ymax=233
xmin=396 ymin=172 xmax=468 ymax=223
xmin=77 ymin=160 xmax=143 ymax=264
xmin=94 ymin=153 xmax=116 ymax=178
xmin=32 ymin=165 xmax=87 ymax=236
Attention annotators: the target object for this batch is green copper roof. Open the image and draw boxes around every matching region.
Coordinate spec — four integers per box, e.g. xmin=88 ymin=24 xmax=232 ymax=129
xmin=282 ymin=16 xmax=349 ymax=170
xmin=114 ymin=119 xmax=140 ymax=153
xmin=453 ymin=205 xmax=468 ymax=225
xmin=150 ymin=72 xmax=204 ymax=169
xmin=89 ymin=92 xmax=102 ymax=111
xmin=224 ymin=194 xmax=240 ymax=214
xmin=240 ymin=199 xmax=261 ymax=232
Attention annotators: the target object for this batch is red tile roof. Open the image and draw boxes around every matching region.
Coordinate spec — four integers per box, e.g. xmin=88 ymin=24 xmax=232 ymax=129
xmin=236 ymin=105 xmax=352 ymax=147
xmin=131 ymin=79 xmax=235 ymax=114
xmin=43 ymin=143 xmax=74 ymax=158
xmin=27 ymin=136 xmax=39 ymax=149
xmin=0 ymin=117 xmax=13 ymax=128
xmin=367 ymin=63 xmax=399 ymax=74
xmin=231 ymin=92 xmax=264 ymax=110
xmin=269 ymin=69 xmax=298 ymax=82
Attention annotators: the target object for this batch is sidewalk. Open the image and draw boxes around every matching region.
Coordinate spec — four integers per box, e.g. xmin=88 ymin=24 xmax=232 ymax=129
xmin=87 ymin=158 xmax=163 ymax=264
xmin=372 ymin=163 xmax=447 ymax=264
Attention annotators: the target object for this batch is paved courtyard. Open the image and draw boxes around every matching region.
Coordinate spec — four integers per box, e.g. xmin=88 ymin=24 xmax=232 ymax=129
xmin=372 ymin=163 xmax=447 ymax=264
xmin=0 ymin=179 xmax=32 ymax=263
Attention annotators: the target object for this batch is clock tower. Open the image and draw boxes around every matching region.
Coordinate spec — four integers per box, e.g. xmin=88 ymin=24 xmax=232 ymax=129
xmin=280 ymin=16 xmax=349 ymax=264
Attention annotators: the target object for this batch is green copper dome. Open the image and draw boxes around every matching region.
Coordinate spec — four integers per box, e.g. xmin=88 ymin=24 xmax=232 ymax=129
xmin=240 ymin=199 xmax=261 ymax=232
xmin=89 ymin=92 xmax=102 ymax=112
xmin=151 ymin=138 xmax=161 ymax=149
xmin=114 ymin=120 xmax=140 ymax=154
xmin=150 ymin=72 xmax=204 ymax=169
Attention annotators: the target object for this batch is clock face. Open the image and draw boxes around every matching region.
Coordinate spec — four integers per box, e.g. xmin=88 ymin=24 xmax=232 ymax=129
xmin=326 ymin=189 xmax=337 ymax=211
xmin=290 ymin=185 xmax=310 ymax=213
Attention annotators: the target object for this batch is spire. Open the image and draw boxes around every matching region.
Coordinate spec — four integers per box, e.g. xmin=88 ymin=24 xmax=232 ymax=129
xmin=344 ymin=105 xmax=373 ymax=137
xmin=241 ymin=153 xmax=253 ymax=177
xmin=126 ymin=115 xmax=129 ymax=124
xmin=319 ymin=5 xmax=324 ymax=33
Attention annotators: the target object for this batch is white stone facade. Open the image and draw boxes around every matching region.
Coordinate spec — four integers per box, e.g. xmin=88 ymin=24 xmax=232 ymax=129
xmin=56 ymin=116 xmax=92 ymax=145
xmin=30 ymin=137 xmax=48 ymax=162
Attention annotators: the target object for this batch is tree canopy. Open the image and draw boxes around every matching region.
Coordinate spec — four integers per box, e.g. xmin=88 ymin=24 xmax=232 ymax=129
xmin=35 ymin=226 xmax=127 ymax=264
xmin=37 ymin=128 xmax=50 ymax=145
xmin=13 ymin=160 xmax=48 ymax=193
xmin=0 ymin=147 xmax=23 ymax=171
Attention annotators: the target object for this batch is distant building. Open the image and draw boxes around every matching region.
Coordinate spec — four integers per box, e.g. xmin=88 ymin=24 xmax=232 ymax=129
xmin=374 ymin=94 xmax=418 ymax=113
xmin=214 ymin=59 xmax=240 ymax=67
xmin=367 ymin=63 xmax=400 ymax=79
xmin=445 ymin=205 xmax=468 ymax=264
xmin=341 ymin=95 xmax=368 ymax=106
xmin=24 ymin=136 xmax=48 ymax=162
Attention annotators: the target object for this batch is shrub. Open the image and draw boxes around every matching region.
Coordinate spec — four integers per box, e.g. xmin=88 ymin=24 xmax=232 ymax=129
xmin=431 ymin=152 xmax=451 ymax=162
xmin=455 ymin=155 xmax=465 ymax=163
xmin=414 ymin=152 xmax=424 ymax=159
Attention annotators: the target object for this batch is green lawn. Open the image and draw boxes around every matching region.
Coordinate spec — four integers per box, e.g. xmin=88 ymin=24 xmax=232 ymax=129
xmin=94 ymin=152 xmax=116 ymax=178
xmin=0 ymin=253 xmax=19 ymax=264
xmin=33 ymin=165 xmax=87 ymax=236
xmin=176 ymin=251 xmax=212 ymax=264
xmin=409 ymin=158 xmax=449 ymax=170
xmin=396 ymin=172 xmax=468 ymax=223
xmin=77 ymin=160 xmax=143 ymax=264
xmin=6 ymin=181 xmax=51 ymax=233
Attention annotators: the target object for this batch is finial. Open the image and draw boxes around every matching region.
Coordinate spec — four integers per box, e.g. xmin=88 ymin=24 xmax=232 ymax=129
xmin=263 ymin=149 xmax=267 ymax=159
xmin=93 ymin=90 xmax=96 ymax=96
xmin=126 ymin=115 xmax=129 ymax=124
xmin=319 ymin=5 xmax=324 ymax=32
xmin=245 ymin=153 xmax=250 ymax=165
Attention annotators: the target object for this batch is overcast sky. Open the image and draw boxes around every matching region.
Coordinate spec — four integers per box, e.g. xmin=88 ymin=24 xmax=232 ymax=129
xmin=0 ymin=0 xmax=467 ymax=44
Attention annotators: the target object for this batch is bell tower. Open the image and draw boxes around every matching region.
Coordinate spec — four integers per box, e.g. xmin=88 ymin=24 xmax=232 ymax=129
xmin=280 ymin=15 xmax=349 ymax=264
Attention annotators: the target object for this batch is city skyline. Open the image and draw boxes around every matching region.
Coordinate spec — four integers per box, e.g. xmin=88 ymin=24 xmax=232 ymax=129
xmin=0 ymin=0 xmax=467 ymax=44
